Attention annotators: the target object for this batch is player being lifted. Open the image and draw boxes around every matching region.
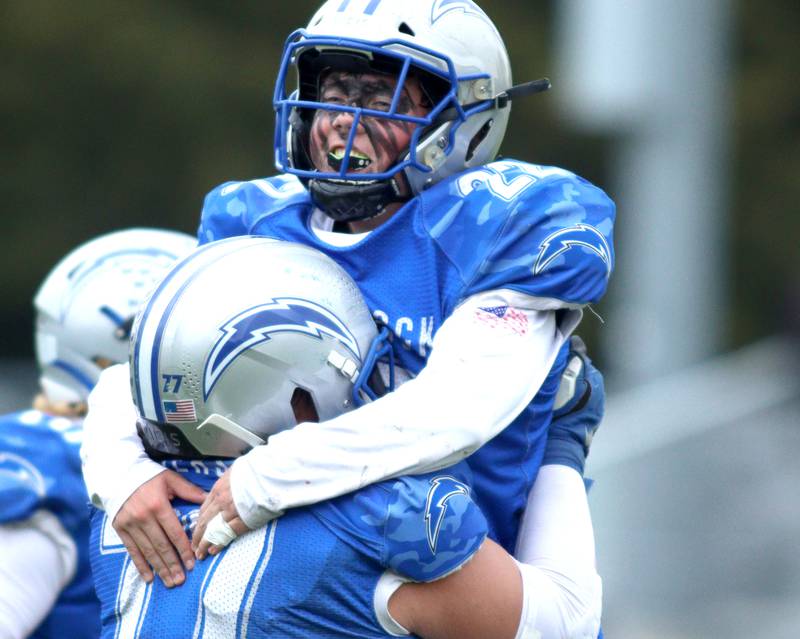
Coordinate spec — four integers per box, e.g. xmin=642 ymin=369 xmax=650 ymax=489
xmin=0 ymin=229 xmax=195 ymax=639
xmin=82 ymin=1 xmax=615 ymax=635
xmin=91 ymin=237 xmax=603 ymax=639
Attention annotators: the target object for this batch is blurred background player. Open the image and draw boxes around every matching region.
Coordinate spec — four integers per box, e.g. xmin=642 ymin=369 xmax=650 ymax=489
xmin=0 ymin=228 xmax=195 ymax=639
xmin=80 ymin=4 xmax=613 ymax=633
xmin=91 ymin=237 xmax=602 ymax=638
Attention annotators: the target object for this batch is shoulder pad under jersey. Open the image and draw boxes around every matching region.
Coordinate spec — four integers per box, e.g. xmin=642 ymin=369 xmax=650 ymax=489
xmin=197 ymin=175 xmax=310 ymax=244
xmin=0 ymin=410 xmax=86 ymax=532
xmin=423 ymin=160 xmax=615 ymax=308
xmin=383 ymin=466 xmax=487 ymax=582
xmin=311 ymin=463 xmax=486 ymax=582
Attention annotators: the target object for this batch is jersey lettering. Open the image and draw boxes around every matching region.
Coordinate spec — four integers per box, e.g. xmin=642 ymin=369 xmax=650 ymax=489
xmin=373 ymin=311 xmax=435 ymax=358
xmin=456 ymin=161 xmax=573 ymax=202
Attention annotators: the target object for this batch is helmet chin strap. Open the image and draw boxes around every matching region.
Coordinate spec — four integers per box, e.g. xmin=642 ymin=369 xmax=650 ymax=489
xmin=308 ymin=175 xmax=408 ymax=223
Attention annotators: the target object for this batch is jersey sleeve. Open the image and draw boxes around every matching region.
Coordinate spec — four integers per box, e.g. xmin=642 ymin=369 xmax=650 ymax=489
xmin=430 ymin=161 xmax=615 ymax=310
xmin=383 ymin=468 xmax=488 ymax=582
xmin=0 ymin=412 xmax=87 ymax=535
xmin=197 ymin=175 xmax=311 ymax=244
xmin=308 ymin=464 xmax=487 ymax=583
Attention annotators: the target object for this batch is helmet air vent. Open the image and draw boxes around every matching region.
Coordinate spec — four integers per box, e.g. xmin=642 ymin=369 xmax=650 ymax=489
xmin=398 ymin=22 xmax=415 ymax=36
xmin=466 ymin=118 xmax=494 ymax=162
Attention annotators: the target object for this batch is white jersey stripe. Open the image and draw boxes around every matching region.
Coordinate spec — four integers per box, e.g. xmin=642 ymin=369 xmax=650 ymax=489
xmin=114 ymin=555 xmax=151 ymax=639
xmin=240 ymin=521 xmax=278 ymax=639
xmin=192 ymin=553 xmax=224 ymax=639
xmin=198 ymin=523 xmax=271 ymax=638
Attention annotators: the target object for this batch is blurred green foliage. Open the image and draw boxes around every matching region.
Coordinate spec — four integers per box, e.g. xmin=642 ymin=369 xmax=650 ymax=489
xmin=0 ymin=1 xmax=796 ymax=363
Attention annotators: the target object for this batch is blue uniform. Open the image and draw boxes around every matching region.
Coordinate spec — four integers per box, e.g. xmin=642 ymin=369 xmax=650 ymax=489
xmin=90 ymin=460 xmax=486 ymax=638
xmin=0 ymin=410 xmax=100 ymax=639
xmin=198 ymin=159 xmax=615 ymax=550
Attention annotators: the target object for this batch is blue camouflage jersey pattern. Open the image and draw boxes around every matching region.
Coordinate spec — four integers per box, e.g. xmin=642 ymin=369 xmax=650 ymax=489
xmin=0 ymin=410 xmax=100 ymax=639
xmin=90 ymin=459 xmax=486 ymax=638
xmin=197 ymin=159 xmax=616 ymax=551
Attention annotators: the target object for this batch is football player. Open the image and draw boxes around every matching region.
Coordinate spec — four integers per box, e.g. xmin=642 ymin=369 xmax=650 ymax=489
xmin=90 ymin=237 xmax=602 ymax=638
xmin=81 ymin=0 xmax=614 ymax=633
xmin=0 ymin=229 xmax=195 ymax=639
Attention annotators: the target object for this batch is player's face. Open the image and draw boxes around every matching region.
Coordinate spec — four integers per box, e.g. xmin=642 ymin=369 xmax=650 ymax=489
xmin=309 ymin=71 xmax=430 ymax=175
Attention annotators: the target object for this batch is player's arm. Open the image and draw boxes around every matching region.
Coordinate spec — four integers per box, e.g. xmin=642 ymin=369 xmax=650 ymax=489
xmin=384 ymin=341 xmax=604 ymax=639
xmin=0 ymin=512 xmax=76 ymax=639
xmin=78 ymin=181 xmax=284 ymax=585
xmin=80 ymin=364 xmax=206 ymax=586
xmin=194 ymin=287 xmax=576 ymax=554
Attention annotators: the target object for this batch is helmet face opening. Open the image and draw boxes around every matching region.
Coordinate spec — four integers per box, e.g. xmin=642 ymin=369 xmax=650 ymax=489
xmin=274 ymin=1 xmax=516 ymax=216
xmin=275 ymin=31 xmax=497 ymax=185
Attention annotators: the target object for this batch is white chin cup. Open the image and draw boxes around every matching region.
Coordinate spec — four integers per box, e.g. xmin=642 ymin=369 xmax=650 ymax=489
xmin=202 ymin=512 xmax=239 ymax=547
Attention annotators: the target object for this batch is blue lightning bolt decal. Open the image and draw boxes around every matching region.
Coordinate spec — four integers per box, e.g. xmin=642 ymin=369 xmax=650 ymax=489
xmin=203 ymin=297 xmax=360 ymax=400
xmin=0 ymin=452 xmax=47 ymax=498
xmin=430 ymin=0 xmax=489 ymax=24
xmin=534 ymin=223 xmax=612 ymax=278
xmin=424 ymin=476 xmax=470 ymax=555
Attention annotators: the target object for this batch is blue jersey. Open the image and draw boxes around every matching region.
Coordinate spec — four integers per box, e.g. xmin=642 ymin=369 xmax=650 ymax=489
xmin=0 ymin=410 xmax=100 ymax=639
xmin=90 ymin=460 xmax=486 ymax=638
xmin=198 ymin=159 xmax=615 ymax=550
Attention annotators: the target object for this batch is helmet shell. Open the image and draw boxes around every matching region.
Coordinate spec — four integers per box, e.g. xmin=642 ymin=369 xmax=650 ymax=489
xmin=34 ymin=228 xmax=196 ymax=403
xmin=275 ymin=0 xmax=513 ymax=195
xmin=130 ymin=237 xmax=378 ymax=457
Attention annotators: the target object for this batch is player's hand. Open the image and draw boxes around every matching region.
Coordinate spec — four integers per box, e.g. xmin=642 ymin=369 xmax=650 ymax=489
xmin=112 ymin=470 xmax=206 ymax=587
xmin=543 ymin=335 xmax=605 ymax=475
xmin=192 ymin=468 xmax=250 ymax=560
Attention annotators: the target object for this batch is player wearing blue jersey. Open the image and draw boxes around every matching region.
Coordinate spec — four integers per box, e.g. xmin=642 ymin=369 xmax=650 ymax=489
xmin=0 ymin=229 xmax=195 ymax=639
xmin=90 ymin=238 xmax=602 ymax=638
xmin=81 ymin=2 xmax=613 ymax=635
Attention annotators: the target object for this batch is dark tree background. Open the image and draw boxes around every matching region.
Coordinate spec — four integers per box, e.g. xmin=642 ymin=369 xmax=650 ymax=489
xmin=1 ymin=1 xmax=797 ymax=364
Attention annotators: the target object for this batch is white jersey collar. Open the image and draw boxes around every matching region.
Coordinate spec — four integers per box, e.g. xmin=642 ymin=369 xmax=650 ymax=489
xmin=309 ymin=208 xmax=371 ymax=247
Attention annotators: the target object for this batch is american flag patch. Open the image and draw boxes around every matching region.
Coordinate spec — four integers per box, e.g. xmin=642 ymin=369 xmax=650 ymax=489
xmin=474 ymin=305 xmax=530 ymax=335
xmin=163 ymin=399 xmax=197 ymax=423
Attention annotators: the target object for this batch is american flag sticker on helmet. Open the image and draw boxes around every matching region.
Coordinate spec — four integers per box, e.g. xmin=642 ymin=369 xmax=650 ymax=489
xmin=163 ymin=399 xmax=197 ymax=423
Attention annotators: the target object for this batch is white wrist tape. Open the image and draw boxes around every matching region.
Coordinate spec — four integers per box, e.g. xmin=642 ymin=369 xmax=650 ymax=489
xmin=202 ymin=513 xmax=238 ymax=547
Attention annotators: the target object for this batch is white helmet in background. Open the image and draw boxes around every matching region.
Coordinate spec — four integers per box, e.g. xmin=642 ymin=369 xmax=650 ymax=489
xmin=34 ymin=228 xmax=197 ymax=404
xmin=273 ymin=0 xmax=547 ymax=221
xmin=130 ymin=237 xmax=392 ymax=460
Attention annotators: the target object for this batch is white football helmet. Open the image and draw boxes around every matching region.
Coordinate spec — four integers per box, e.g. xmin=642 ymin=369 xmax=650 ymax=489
xmin=129 ymin=237 xmax=392 ymax=459
xmin=34 ymin=228 xmax=197 ymax=403
xmin=273 ymin=0 xmax=547 ymax=221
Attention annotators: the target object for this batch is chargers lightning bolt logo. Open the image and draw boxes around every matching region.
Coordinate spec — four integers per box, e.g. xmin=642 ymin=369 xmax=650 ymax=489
xmin=424 ymin=476 xmax=470 ymax=554
xmin=203 ymin=297 xmax=360 ymax=400
xmin=430 ymin=0 xmax=490 ymax=24
xmin=534 ymin=223 xmax=612 ymax=278
xmin=0 ymin=452 xmax=47 ymax=498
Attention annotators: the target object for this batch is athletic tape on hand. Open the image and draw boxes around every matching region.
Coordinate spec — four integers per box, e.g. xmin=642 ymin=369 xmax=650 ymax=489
xmin=202 ymin=512 xmax=238 ymax=547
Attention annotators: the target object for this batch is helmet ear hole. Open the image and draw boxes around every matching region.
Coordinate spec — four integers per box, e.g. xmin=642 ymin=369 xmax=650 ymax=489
xmin=398 ymin=22 xmax=415 ymax=36
xmin=466 ymin=118 xmax=494 ymax=163
xmin=291 ymin=387 xmax=319 ymax=423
